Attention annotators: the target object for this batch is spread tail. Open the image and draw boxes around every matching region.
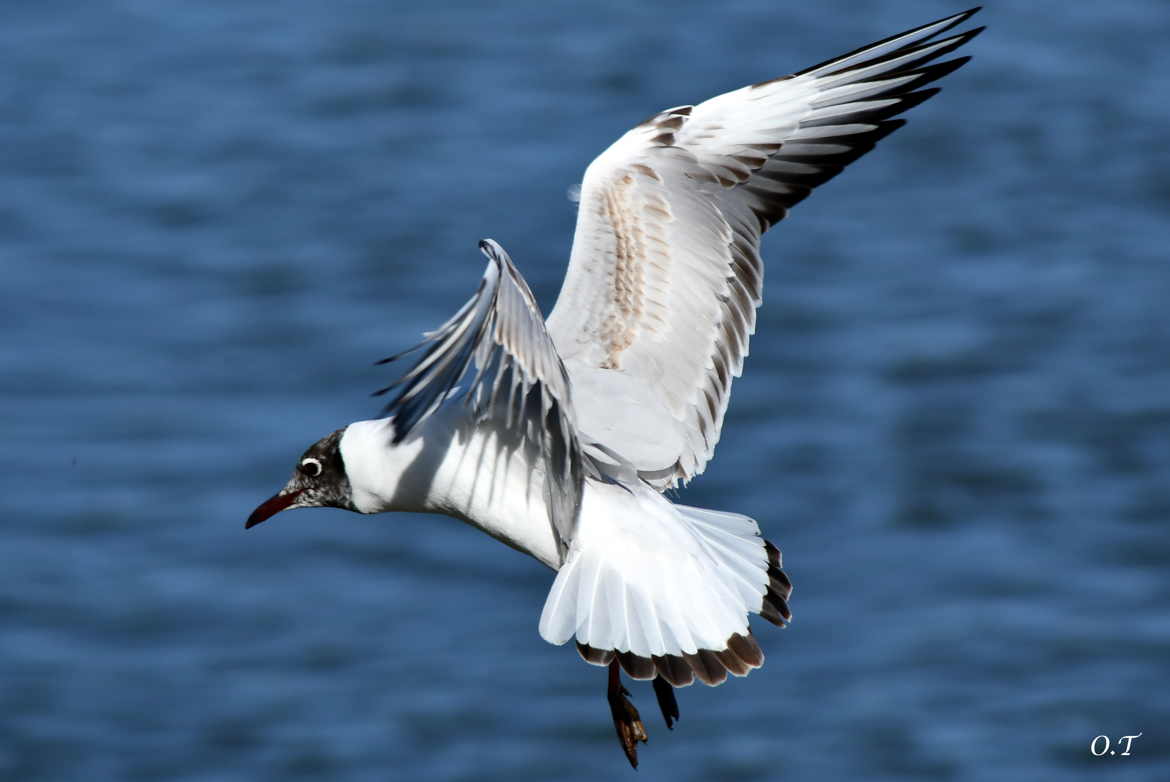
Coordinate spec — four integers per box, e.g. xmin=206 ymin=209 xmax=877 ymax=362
xmin=538 ymin=487 xmax=792 ymax=686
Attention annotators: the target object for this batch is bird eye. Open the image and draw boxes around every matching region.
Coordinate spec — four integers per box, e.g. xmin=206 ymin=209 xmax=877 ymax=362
xmin=299 ymin=457 xmax=323 ymax=477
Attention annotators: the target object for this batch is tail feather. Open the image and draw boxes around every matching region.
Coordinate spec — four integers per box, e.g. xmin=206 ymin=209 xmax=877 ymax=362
xmin=577 ymin=634 xmax=759 ymax=687
xmin=653 ymin=653 xmax=694 ymax=687
xmin=541 ymin=484 xmax=793 ymax=687
xmin=761 ymin=540 xmax=793 ymax=626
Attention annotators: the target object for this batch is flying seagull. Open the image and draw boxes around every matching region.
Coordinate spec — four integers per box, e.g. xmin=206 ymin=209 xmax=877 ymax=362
xmin=247 ymin=8 xmax=982 ymax=767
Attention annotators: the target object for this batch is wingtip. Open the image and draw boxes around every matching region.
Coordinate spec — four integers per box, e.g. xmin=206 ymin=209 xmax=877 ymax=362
xmin=948 ymin=7 xmax=982 ymax=25
xmin=923 ymin=6 xmax=983 ymax=38
xmin=478 ymin=238 xmax=511 ymax=268
xmin=794 ymin=6 xmax=985 ymax=80
xmin=917 ymin=6 xmax=983 ymax=40
xmin=478 ymin=237 xmax=503 ymax=258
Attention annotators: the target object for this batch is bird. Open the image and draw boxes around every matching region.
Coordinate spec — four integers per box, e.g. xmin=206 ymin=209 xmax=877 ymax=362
xmin=247 ymin=8 xmax=982 ymax=767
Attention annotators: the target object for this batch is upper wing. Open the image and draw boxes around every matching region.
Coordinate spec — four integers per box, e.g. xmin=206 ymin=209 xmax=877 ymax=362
xmin=545 ymin=8 xmax=983 ymax=487
xmin=375 ymin=239 xmax=585 ymax=561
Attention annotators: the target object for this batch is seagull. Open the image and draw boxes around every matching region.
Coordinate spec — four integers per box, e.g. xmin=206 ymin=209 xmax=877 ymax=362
xmin=247 ymin=8 xmax=982 ymax=767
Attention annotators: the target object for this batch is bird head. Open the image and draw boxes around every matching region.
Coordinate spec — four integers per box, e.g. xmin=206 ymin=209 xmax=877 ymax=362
xmin=246 ymin=428 xmax=356 ymax=528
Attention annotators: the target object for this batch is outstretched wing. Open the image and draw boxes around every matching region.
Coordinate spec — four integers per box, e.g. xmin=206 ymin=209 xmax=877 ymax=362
xmin=376 ymin=239 xmax=585 ymax=560
xmin=545 ymin=8 xmax=983 ymax=488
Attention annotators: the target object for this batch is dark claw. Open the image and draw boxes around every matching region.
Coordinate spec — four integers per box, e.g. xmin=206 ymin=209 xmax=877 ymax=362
xmin=607 ymin=660 xmax=648 ymax=768
xmin=651 ymin=675 xmax=679 ymax=729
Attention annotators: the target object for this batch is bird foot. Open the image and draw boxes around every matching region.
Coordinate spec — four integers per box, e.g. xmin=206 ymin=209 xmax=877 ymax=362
xmin=607 ymin=661 xmax=648 ymax=768
xmin=652 ymin=675 xmax=679 ymax=730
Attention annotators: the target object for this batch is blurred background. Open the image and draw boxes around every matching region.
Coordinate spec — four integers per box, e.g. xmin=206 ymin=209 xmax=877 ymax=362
xmin=3 ymin=1 xmax=1168 ymax=779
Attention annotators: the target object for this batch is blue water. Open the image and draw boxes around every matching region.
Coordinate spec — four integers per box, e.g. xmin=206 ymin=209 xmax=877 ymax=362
xmin=3 ymin=2 xmax=1168 ymax=779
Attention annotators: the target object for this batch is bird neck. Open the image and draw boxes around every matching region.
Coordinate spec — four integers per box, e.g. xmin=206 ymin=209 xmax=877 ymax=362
xmin=339 ymin=416 xmax=448 ymax=515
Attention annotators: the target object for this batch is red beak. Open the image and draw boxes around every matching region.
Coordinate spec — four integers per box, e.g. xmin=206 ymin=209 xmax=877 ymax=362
xmin=245 ymin=489 xmax=304 ymax=529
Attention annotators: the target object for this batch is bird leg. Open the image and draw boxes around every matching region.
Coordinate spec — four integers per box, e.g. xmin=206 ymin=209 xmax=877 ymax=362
xmin=651 ymin=675 xmax=679 ymax=729
xmin=607 ymin=659 xmax=647 ymax=768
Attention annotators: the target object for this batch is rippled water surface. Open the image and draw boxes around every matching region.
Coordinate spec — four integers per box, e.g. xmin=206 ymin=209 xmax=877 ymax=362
xmin=3 ymin=2 xmax=1169 ymax=780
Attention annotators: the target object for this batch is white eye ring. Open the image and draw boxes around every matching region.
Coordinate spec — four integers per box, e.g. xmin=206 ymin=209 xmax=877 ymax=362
xmin=300 ymin=457 xmax=323 ymax=477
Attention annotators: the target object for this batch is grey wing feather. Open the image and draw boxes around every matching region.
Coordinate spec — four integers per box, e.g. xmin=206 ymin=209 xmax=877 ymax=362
xmin=375 ymin=239 xmax=585 ymax=561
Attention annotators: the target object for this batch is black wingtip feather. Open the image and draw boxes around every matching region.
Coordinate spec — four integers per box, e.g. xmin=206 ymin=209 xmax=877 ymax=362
xmin=793 ymin=6 xmax=981 ymax=78
xmin=899 ymin=55 xmax=975 ymax=94
xmin=799 ymin=87 xmax=941 ymax=129
xmin=374 ymin=340 xmax=427 ymax=366
xmin=752 ymin=12 xmax=980 ymax=225
xmin=829 ymin=26 xmax=984 ymax=83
